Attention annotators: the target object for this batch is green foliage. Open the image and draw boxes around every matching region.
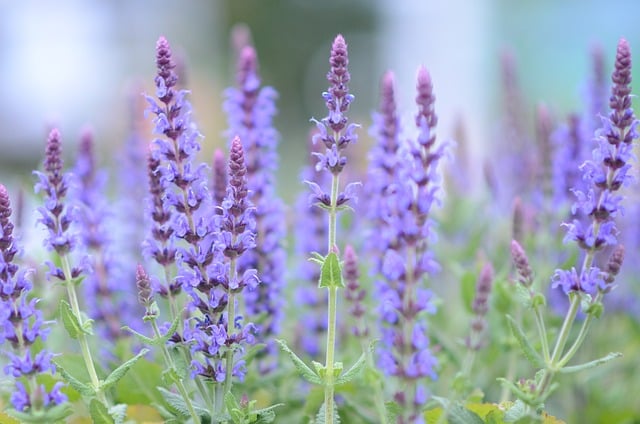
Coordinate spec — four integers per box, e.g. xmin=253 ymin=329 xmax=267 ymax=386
xmin=318 ymin=252 xmax=344 ymax=289
xmin=506 ymin=315 xmax=544 ymax=368
xmin=275 ymin=339 xmax=322 ymax=385
xmin=89 ymin=399 xmax=115 ymax=424
xmin=6 ymin=403 xmax=73 ymax=423
xmin=59 ymin=300 xmax=91 ymax=339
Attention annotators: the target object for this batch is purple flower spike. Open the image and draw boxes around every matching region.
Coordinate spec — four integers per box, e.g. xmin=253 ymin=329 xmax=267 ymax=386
xmin=34 ymin=129 xmax=76 ymax=258
xmin=466 ymin=264 xmax=494 ymax=351
xmin=554 ymin=38 xmax=638 ymax=299
xmin=372 ymin=66 xmax=448 ymax=421
xmin=312 ymin=34 xmax=359 ymax=177
xmin=0 ymin=184 xmax=66 ymax=411
xmin=73 ymin=130 xmax=139 ymax=344
xmin=223 ymin=41 xmax=286 ymax=372
xmin=344 ymin=245 xmax=368 ymax=338
xmin=212 ymin=149 xmax=227 ymax=215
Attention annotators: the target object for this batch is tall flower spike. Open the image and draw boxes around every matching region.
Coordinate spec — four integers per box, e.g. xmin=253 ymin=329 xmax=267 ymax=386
xmin=294 ymin=132 xmax=329 ymax=357
xmin=466 ymin=263 xmax=494 ymax=351
xmin=312 ymin=34 xmax=358 ymax=177
xmin=34 ymin=129 xmax=75 ymax=256
xmin=73 ymin=130 xmax=138 ymax=345
xmin=223 ymin=43 xmax=286 ymax=372
xmin=343 ymin=245 xmax=367 ymax=338
xmin=553 ymin=38 xmax=638 ymax=296
xmin=0 ymin=184 xmax=67 ymax=412
xmin=376 ymin=66 xmax=446 ymax=423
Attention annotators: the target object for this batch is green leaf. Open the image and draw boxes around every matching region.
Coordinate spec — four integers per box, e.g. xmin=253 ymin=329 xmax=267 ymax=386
xmin=314 ymin=402 xmax=340 ymax=424
xmin=55 ymin=361 xmax=95 ymax=397
xmin=157 ymin=387 xmax=210 ymax=421
xmin=319 ymin=252 xmax=344 ymax=289
xmin=335 ymin=341 xmax=376 ymax=385
xmin=6 ymin=403 xmax=73 ymax=423
xmin=253 ymin=404 xmax=284 ymax=423
xmin=447 ymin=403 xmax=485 ymax=424
xmin=276 ymin=339 xmax=322 ymax=385
xmin=503 ymin=399 xmax=527 ymax=422
xmin=59 ymin=299 xmax=84 ymax=339
xmin=121 ymin=326 xmax=156 ymax=345
xmin=506 ymin=315 xmax=544 ymax=368
xmin=89 ymin=399 xmax=116 ymax=424
xmin=385 ymin=401 xmax=401 ymax=423
xmin=225 ymin=392 xmax=242 ymax=423
xmin=559 ymin=351 xmax=622 ymax=374
xmin=309 ymin=251 xmax=325 ymax=265
xmin=108 ymin=404 xmax=127 ymax=424
xmin=101 ymin=348 xmax=149 ymax=391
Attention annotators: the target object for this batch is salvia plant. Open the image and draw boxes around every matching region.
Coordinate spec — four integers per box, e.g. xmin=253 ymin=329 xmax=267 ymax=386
xmin=0 ymin=30 xmax=639 ymax=424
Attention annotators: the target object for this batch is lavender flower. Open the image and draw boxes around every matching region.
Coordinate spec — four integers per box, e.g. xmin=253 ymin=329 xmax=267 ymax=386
xmin=73 ymin=130 xmax=139 ymax=344
xmin=0 ymin=184 xmax=67 ymax=412
xmin=293 ymin=133 xmax=329 ymax=358
xmin=186 ymin=136 xmax=258 ymax=383
xmin=212 ymin=149 xmax=227 ymax=215
xmin=34 ymin=129 xmax=76 ymax=258
xmin=552 ymin=38 xmax=638 ymax=297
xmin=466 ymin=264 xmax=494 ymax=351
xmin=312 ymin=34 xmax=359 ymax=178
xmin=343 ymin=245 xmax=367 ymax=338
xmin=375 ymin=66 xmax=447 ymax=422
xmin=223 ymin=44 xmax=286 ymax=371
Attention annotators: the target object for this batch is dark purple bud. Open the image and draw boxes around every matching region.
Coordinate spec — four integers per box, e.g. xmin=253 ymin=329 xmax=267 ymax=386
xmin=512 ymin=197 xmax=524 ymax=243
xmin=511 ymin=240 xmax=533 ymax=287
xmin=237 ymin=45 xmax=258 ymax=87
xmin=229 ymin=136 xmax=248 ymax=206
xmin=604 ymin=245 xmax=625 ymax=286
xmin=415 ymin=66 xmax=437 ymax=145
xmin=472 ymin=263 xmax=494 ymax=317
xmin=135 ymin=264 xmax=154 ymax=308
xmin=44 ymin=129 xmax=63 ymax=179
xmin=155 ymin=36 xmax=177 ymax=103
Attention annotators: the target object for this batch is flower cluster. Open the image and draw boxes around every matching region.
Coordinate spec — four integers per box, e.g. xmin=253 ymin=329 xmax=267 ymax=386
xmin=311 ymin=34 xmax=359 ymax=179
xmin=223 ymin=44 xmax=286 ymax=371
xmin=372 ymin=66 xmax=447 ymax=422
xmin=0 ymin=184 xmax=66 ymax=411
xmin=73 ymin=130 xmax=139 ymax=345
xmin=185 ymin=137 xmax=258 ymax=382
xmin=553 ymin=38 xmax=638 ymax=296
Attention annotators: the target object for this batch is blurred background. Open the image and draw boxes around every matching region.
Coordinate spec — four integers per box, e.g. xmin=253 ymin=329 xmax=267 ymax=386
xmin=2 ymin=0 xmax=640 ymax=201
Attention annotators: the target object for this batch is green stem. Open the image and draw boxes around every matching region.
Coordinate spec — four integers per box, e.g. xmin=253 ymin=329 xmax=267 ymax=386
xmin=558 ymin=292 xmax=602 ymax=367
xmin=150 ymin=319 xmax=201 ymax=424
xmin=535 ymin=293 xmax=580 ymax=400
xmin=325 ymin=286 xmax=338 ymax=424
xmin=224 ymin=290 xmax=236 ymax=395
xmin=60 ymin=255 xmax=107 ymax=405
xmin=533 ymin=304 xmax=550 ymax=363
xmin=324 ymin=171 xmax=340 ymax=424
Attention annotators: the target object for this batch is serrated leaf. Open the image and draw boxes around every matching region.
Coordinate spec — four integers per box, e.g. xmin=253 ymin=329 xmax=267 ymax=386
xmin=121 ymin=326 xmax=156 ymax=345
xmin=319 ymin=252 xmax=344 ymax=289
xmin=157 ymin=386 xmax=210 ymax=421
xmin=59 ymin=299 xmax=84 ymax=339
xmin=506 ymin=315 xmax=544 ymax=368
xmin=309 ymin=251 xmax=325 ymax=265
xmin=225 ymin=392 xmax=241 ymax=419
xmin=447 ymin=403 xmax=484 ymax=424
xmin=253 ymin=404 xmax=284 ymax=424
xmin=314 ymin=402 xmax=340 ymax=424
xmin=496 ymin=378 xmax=531 ymax=404
xmin=385 ymin=401 xmax=401 ymax=423
xmin=55 ymin=361 xmax=95 ymax=396
xmin=5 ymin=403 xmax=73 ymax=424
xmin=335 ymin=341 xmax=375 ymax=385
xmin=101 ymin=348 xmax=149 ymax=391
xmin=108 ymin=404 xmax=127 ymax=424
xmin=559 ymin=352 xmax=621 ymax=373
xmin=503 ymin=399 xmax=527 ymax=422
xmin=276 ymin=339 xmax=322 ymax=385
xmin=169 ymin=346 xmax=189 ymax=381
xmin=90 ymin=399 xmax=115 ymax=424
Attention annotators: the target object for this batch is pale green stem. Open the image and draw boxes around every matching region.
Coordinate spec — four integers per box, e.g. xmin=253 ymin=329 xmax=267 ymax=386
xmin=324 ymin=171 xmax=340 ymax=424
xmin=558 ymin=292 xmax=603 ymax=367
xmin=533 ymin=305 xmax=550 ymax=362
xmin=535 ymin=293 xmax=580 ymax=400
xmin=60 ymin=255 xmax=107 ymax=405
xmin=361 ymin=340 xmax=387 ymax=424
xmin=151 ymin=319 xmax=201 ymax=424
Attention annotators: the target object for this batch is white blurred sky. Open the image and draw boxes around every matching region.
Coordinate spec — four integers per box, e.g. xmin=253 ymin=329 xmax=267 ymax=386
xmin=1 ymin=0 xmax=640 ymax=184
